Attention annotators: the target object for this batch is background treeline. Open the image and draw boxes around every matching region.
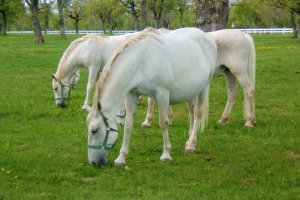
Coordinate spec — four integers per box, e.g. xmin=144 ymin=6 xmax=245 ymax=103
xmin=1 ymin=0 xmax=300 ymax=42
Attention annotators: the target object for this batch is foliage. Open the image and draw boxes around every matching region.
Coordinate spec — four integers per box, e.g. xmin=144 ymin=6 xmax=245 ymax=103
xmin=0 ymin=0 xmax=24 ymax=32
xmin=229 ymin=0 xmax=291 ymax=28
xmin=65 ymin=0 xmax=87 ymax=33
xmin=0 ymin=33 xmax=299 ymax=199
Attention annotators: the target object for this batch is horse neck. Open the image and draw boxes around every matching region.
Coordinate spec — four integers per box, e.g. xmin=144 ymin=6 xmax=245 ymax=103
xmin=58 ymin=60 xmax=79 ymax=84
xmin=100 ymin=62 xmax=138 ymax=119
xmin=56 ymin=48 xmax=82 ymax=84
xmin=101 ymin=35 xmax=131 ymax=67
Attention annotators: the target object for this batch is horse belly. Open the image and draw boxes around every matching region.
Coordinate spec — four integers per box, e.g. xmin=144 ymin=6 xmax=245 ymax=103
xmin=169 ymin=66 xmax=211 ymax=104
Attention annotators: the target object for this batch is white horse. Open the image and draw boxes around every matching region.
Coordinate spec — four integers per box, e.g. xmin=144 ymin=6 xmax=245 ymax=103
xmin=142 ymin=29 xmax=256 ymax=127
xmin=86 ymin=27 xmax=217 ymax=166
xmin=51 ymin=33 xmax=134 ymax=110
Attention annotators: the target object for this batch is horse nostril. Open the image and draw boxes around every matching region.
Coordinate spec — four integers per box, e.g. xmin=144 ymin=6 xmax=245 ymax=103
xmin=61 ymin=102 xmax=66 ymax=108
xmin=100 ymin=158 xmax=107 ymax=165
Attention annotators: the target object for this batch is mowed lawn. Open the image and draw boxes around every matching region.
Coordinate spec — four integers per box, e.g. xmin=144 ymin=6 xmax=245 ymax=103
xmin=0 ymin=33 xmax=299 ymax=200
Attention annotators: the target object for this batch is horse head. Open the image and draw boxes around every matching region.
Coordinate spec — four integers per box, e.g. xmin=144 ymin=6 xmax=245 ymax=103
xmin=52 ymin=74 xmax=71 ymax=108
xmin=87 ymin=102 xmax=119 ymax=166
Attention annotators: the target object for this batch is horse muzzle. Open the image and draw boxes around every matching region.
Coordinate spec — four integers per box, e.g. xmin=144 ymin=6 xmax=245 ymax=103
xmin=57 ymin=102 xmax=67 ymax=108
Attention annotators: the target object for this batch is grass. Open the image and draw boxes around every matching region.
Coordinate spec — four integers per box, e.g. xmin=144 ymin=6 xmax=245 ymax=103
xmin=0 ymin=33 xmax=299 ymax=200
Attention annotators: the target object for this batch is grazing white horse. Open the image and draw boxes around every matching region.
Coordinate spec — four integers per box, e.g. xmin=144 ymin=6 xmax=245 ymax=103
xmin=51 ymin=33 xmax=134 ymax=110
xmin=86 ymin=27 xmax=217 ymax=166
xmin=142 ymin=29 xmax=256 ymax=127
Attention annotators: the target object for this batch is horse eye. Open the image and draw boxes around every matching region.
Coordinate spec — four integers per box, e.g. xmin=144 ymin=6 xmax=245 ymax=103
xmin=91 ymin=129 xmax=98 ymax=134
xmin=55 ymin=87 xmax=58 ymax=92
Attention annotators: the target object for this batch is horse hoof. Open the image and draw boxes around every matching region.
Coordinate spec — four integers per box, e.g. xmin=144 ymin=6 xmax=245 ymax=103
xmin=141 ymin=122 xmax=151 ymax=128
xmin=114 ymin=157 xmax=126 ymax=166
xmin=160 ymin=156 xmax=172 ymax=162
xmin=218 ymin=118 xmax=229 ymax=125
xmin=81 ymin=104 xmax=91 ymax=112
xmin=244 ymin=121 xmax=253 ymax=127
xmin=184 ymin=148 xmax=196 ymax=154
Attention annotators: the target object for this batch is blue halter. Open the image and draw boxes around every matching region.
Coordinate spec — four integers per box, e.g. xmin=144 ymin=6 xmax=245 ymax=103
xmin=55 ymin=82 xmax=70 ymax=101
xmin=88 ymin=112 xmax=119 ymax=150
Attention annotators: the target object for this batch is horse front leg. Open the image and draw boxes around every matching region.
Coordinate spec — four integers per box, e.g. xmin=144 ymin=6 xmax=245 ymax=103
xmin=185 ymin=86 xmax=209 ymax=154
xmin=219 ymin=70 xmax=237 ymax=125
xmin=141 ymin=97 xmax=155 ymax=128
xmin=114 ymin=93 xmax=139 ymax=166
xmin=156 ymin=89 xmax=172 ymax=162
xmin=82 ymin=67 xmax=99 ymax=112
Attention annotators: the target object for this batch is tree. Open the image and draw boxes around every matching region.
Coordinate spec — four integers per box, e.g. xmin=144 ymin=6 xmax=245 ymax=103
xmin=141 ymin=0 xmax=146 ymax=29
xmin=40 ymin=0 xmax=53 ymax=33
xmin=148 ymin=0 xmax=164 ymax=28
xmin=24 ymin=0 xmax=45 ymax=43
xmin=263 ymin=0 xmax=300 ymax=39
xmin=175 ymin=0 xmax=189 ymax=28
xmin=87 ymin=0 xmax=118 ymax=34
xmin=119 ymin=0 xmax=141 ymax=30
xmin=57 ymin=0 xmax=67 ymax=39
xmin=0 ymin=0 xmax=24 ymax=35
xmin=195 ymin=0 xmax=229 ymax=32
xmin=229 ymin=0 xmax=262 ymax=28
xmin=66 ymin=0 xmax=86 ymax=34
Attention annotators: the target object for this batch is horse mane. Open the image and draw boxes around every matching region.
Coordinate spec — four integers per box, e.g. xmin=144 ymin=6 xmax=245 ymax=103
xmin=93 ymin=30 xmax=162 ymax=106
xmin=56 ymin=34 xmax=108 ymax=80
xmin=158 ymin=28 xmax=170 ymax=34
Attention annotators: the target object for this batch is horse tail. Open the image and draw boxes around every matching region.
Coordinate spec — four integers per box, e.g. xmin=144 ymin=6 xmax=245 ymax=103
xmin=244 ymin=34 xmax=256 ymax=119
xmin=200 ymin=85 xmax=210 ymax=132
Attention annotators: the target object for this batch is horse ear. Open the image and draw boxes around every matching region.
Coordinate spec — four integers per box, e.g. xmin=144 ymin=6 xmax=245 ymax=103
xmin=97 ymin=102 xmax=102 ymax=112
xmin=52 ymin=74 xmax=57 ymax=81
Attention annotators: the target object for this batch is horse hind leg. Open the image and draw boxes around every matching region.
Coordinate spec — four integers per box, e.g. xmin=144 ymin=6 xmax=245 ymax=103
xmin=219 ymin=70 xmax=237 ymax=125
xmin=236 ymin=73 xmax=255 ymax=127
xmin=141 ymin=97 xmax=155 ymax=128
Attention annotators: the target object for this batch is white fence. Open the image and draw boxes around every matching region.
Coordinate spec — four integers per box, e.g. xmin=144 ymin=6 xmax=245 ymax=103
xmin=238 ymin=28 xmax=292 ymax=34
xmin=7 ymin=28 xmax=293 ymax=35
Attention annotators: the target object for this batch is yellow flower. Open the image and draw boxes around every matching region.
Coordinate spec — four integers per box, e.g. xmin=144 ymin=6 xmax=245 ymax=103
xmin=1 ymin=168 xmax=4 ymax=171
xmin=15 ymin=176 xmax=18 ymax=179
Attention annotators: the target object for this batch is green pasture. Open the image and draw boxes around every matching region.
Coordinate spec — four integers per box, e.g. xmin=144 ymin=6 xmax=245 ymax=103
xmin=0 ymin=33 xmax=299 ymax=199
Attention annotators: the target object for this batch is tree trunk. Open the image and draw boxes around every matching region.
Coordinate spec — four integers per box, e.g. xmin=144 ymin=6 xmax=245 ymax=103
xmin=57 ymin=0 xmax=66 ymax=40
xmin=100 ymin=16 xmax=106 ymax=34
xmin=133 ymin=12 xmax=140 ymax=31
xmin=107 ymin=11 xmax=112 ymax=34
xmin=215 ymin=0 xmax=229 ymax=30
xmin=44 ymin=10 xmax=49 ymax=34
xmin=1 ymin=11 xmax=7 ymax=35
xmin=179 ymin=7 xmax=184 ymax=28
xmin=129 ymin=2 xmax=140 ymax=31
xmin=154 ymin=16 xmax=158 ymax=29
xmin=141 ymin=0 xmax=147 ymax=29
xmin=195 ymin=0 xmax=213 ymax=32
xmin=196 ymin=0 xmax=229 ymax=32
xmin=75 ymin=19 xmax=79 ymax=34
xmin=297 ymin=25 xmax=300 ymax=41
xmin=291 ymin=10 xmax=298 ymax=38
xmin=31 ymin=0 xmax=44 ymax=43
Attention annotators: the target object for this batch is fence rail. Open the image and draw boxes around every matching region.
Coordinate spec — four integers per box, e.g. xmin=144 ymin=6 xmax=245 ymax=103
xmin=7 ymin=28 xmax=293 ymax=35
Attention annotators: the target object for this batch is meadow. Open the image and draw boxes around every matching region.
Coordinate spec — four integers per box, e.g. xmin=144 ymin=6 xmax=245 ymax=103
xmin=0 ymin=32 xmax=299 ymax=200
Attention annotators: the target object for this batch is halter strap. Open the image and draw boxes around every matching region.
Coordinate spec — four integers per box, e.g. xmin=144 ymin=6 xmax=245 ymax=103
xmin=71 ymin=74 xmax=80 ymax=89
xmin=88 ymin=111 xmax=119 ymax=150
xmin=55 ymin=82 xmax=70 ymax=101
xmin=117 ymin=110 xmax=126 ymax=119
